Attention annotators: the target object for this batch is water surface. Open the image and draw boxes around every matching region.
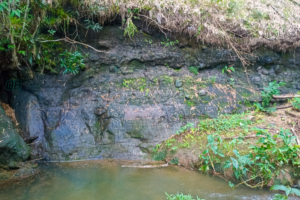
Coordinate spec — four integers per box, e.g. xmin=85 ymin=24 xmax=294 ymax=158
xmin=0 ymin=160 xmax=291 ymax=200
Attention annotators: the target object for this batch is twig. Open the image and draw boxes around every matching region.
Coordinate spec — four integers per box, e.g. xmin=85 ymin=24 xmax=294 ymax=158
xmin=235 ymin=175 xmax=259 ymax=188
xmin=291 ymin=128 xmax=300 ymax=145
xmin=285 ymin=110 xmax=300 ymax=118
xmin=39 ymin=37 xmax=107 ymax=53
xmin=28 ymin=157 xmax=45 ymax=162
xmin=276 ymin=104 xmax=292 ymax=109
xmin=273 ymin=95 xmax=300 ymax=99
xmin=137 ymin=14 xmax=171 ymax=38
xmin=122 ymin=163 xmax=169 ymax=168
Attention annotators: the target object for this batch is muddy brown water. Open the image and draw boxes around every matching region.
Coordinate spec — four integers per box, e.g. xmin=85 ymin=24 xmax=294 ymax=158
xmin=0 ymin=160 xmax=296 ymax=200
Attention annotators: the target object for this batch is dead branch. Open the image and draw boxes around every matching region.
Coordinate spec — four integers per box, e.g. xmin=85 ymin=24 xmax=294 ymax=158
xmin=291 ymin=128 xmax=300 ymax=145
xmin=122 ymin=163 xmax=169 ymax=168
xmin=276 ymin=104 xmax=292 ymax=109
xmin=273 ymin=95 xmax=300 ymax=99
xmin=39 ymin=37 xmax=107 ymax=53
xmin=285 ymin=110 xmax=300 ymax=118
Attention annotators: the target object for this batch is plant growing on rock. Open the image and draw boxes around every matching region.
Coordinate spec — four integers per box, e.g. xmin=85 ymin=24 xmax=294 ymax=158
xmin=59 ymin=50 xmax=87 ymax=75
xmin=222 ymin=66 xmax=235 ymax=74
xmin=189 ymin=66 xmax=198 ymax=75
xmin=254 ymin=81 xmax=285 ymax=114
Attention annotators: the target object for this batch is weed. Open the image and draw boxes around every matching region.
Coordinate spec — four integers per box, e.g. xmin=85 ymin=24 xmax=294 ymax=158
xmin=222 ymin=66 xmax=235 ymax=74
xmin=165 ymin=192 xmax=204 ymax=200
xmin=291 ymin=97 xmax=300 ymax=110
xmin=189 ymin=66 xmax=198 ymax=75
xmin=153 ymin=150 xmax=167 ymax=161
xmin=185 ymin=100 xmax=194 ymax=107
xmin=165 ymin=139 xmax=176 ymax=148
xmin=145 ymin=38 xmax=153 ymax=44
xmin=199 ymin=134 xmax=224 ymax=172
xmin=271 ymin=185 xmax=300 ymax=200
xmin=176 ymin=123 xmax=194 ymax=135
xmin=254 ymin=81 xmax=285 ymax=114
xmin=209 ymin=76 xmax=216 ymax=84
xmin=59 ymin=50 xmax=87 ymax=75
xmin=170 ymin=157 xmax=179 ymax=165
xmin=161 ymin=39 xmax=179 ymax=48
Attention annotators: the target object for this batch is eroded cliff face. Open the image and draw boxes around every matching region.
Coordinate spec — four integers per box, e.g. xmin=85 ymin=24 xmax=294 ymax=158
xmin=0 ymin=25 xmax=299 ymax=161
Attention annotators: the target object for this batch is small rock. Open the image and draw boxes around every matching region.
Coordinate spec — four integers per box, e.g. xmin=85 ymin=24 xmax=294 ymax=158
xmin=175 ymin=79 xmax=183 ymax=88
xmin=109 ymin=65 xmax=116 ymax=73
xmin=257 ymin=66 xmax=262 ymax=71
xmin=198 ymin=90 xmax=207 ymax=96
xmin=252 ymin=77 xmax=260 ymax=83
xmin=247 ymin=116 xmax=256 ymax=122
xmin=185 ymin=94 xmax=190 ymax=99
xmin=269 ymin=122 xmax=276 ymax=126
xmin=274 ymin=65 xmax=282 ymax=74
xmin=261 ymin=69 xmax=269 ymax=75
xmin=178 ymin=87 xmax=183 ymax=91
xmin=94 ymin=107 xmax=106 ymax=116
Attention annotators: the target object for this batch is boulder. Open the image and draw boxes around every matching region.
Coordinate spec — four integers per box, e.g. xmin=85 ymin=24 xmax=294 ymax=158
xmin=0 ymin=102 xmax=30 ymax=169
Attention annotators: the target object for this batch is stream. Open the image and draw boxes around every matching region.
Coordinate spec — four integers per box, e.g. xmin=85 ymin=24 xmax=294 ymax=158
xmin=0 ymin=160 xmax=295 ymax=200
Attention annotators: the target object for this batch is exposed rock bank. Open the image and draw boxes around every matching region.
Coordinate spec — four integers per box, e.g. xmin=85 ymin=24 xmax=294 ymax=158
xmin=0 ymin=25 xmax=299 ymax=162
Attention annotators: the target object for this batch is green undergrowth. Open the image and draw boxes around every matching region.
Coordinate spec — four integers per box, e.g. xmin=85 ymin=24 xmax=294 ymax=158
xmin=165 ymin=193 xmax=204 ymax=200
xmin=152 ymin=112 xmax=300 ymax=193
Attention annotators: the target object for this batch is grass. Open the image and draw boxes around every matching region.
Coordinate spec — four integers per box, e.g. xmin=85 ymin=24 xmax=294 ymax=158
xmin=63 ymin=0 xmax=300 ymax=62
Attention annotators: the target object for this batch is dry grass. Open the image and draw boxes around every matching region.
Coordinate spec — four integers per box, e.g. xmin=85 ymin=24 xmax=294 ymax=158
xmin=1 ymin=102 xmax=18 ymax=127
xmin=70 ymin=0 xmax=300 ymax=53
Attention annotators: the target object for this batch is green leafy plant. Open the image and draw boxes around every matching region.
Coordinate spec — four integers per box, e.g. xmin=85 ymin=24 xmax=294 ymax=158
xmin=229 ymin=78 xmax=235 ymax=86
xmin=254 ymin=81 xmax=285 ymax=114
xmin=271 ymin=185 xmax=300 ymax=200
xmin=199 ymin=134 xmax=224 ymax=172
xmin=209 ymin=76 xmax=216 ymax=84
xmin=176 ymin=123 xmax=194 ymax=135
xmin=145 ymin=38 xmax=153 ymax=44
xmin=124 ymin=18 xmax=138 ymax=38
xmin=161 ymin=38 xmax=179 ymax=48
xmin=224 ymin=149 xmax=253 ymax=180
xmin=59 ymin=50 xmax=86 ymax=75
xmin=222 ymin=66 xmax=235 ymax=74
xmin=85 ymin=20 xmax=103 ymax=33
xmin=189 ymin=66 xmax=198 ymax=75
xmin=170 ymin=157 xmax=179 ymax=165
xmin=153 ymin=150 xmax=167 ymax=161
xmin=291 ymin=97 xmax=300 ymax=110
xmin=165 ymin=192 xmax=204 ymax=200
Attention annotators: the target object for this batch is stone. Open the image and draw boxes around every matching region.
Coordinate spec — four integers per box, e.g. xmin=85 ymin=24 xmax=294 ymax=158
xmin=0 ymin=103 xmax=30 ymax=168
xmin=178 ymin=87 xmax=183 ymax=91
xmin=109 ymin=65 xmax=117 ymax=72
xmin=94 ymin=107 xmax=106 ymax=116
xmin=175 ymin=79 xmax=183 ymax=88
xmin=247 ymin=116 xmax=256 ymax=122
xmin=261 ymin=69 xmax=269 ymax=75
xmin=252 ymin=77 xmax=260 ymax=83
xmin=185 ymin=94 xmax=190 ymax=99
xmin=274 ymin=65 xmax=282 ymax=74
xmin=198 ymin=90 xmax=207 ymax=96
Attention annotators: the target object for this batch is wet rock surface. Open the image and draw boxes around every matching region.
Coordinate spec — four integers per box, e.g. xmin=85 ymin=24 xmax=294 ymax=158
xmin=0 ymin=25 xmax=299 ymax=161
xmin=0 ymin=101 xmax=30 ymax=168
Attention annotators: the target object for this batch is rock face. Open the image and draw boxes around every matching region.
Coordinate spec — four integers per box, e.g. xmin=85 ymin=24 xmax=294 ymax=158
xmin=0 ymin=102 xmax=30 ymax=168
xmin=0 ymin=25 xmax=299 ymax=161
